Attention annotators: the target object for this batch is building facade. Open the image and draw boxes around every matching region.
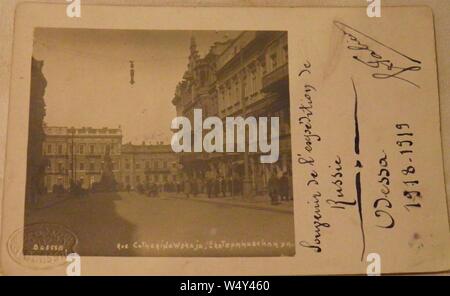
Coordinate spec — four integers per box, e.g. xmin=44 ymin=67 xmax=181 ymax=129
xmin=120 ymin=142 xmax=179 ymax=190
xmin=43 ymin=126 xmax=178 ymax=192
xmin=172 ymin=31 xmax=291 ymax=196
xmin=172 ymin=36 xmax=231 ymax=180
xmin=43 ymin=126 xmax=123 ymax=192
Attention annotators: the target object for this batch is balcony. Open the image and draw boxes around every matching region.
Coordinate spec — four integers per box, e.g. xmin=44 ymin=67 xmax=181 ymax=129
xmin=144 ymin=168 xmax=171 ymax=174
xmin=262 ymin=63 xmax=289 ymax=93
xmin=85 ymin=170 xmax=102 ymax=175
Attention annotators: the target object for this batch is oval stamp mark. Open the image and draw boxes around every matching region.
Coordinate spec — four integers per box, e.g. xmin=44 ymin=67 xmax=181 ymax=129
xmin=7 ymin=223 xmax=78 ymax=270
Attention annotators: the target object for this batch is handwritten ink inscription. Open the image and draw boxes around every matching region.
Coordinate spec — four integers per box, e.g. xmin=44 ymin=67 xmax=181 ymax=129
xmin=395 ymin=124 xmax=422 ymax=211
xmin=297 ymin=61 xmax=330 ymax=253
xmin=327 ymin=156 xmax=356 ymax=210
xmin=373 ymin=151 xmax=395 ymax=229
xmin=296 ymin=20 xmax=429 ymax=261
xmin=334 ymin=21 xmax=422 ymax=88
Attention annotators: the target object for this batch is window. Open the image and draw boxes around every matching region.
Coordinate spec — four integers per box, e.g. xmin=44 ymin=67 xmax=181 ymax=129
xmin=163 ymin=175 xmax=168 ymax=182
xmin=79 ymin=162 xmax=84 ymax=170
xmin=90 ymin=144 xmax=95 ymax=154
xmin=47 ymin=144 xmax=52 ymax=154
xmin=125 ymin=176 xmax=130 ymax=183
xmin=154 ymin=160 xmax=159 ymax=169
xmin=125 ymin=161 xmax=130 ymax=170
xmin=89 ymin=162 xmax=95 ymax=171
xmin=58 ymin=162 xmax=63 ymax=173
xmin=79 ymin=144 xmax=84 ymax=155
xmin=163 ymin=161 xmax=167 ymax=169
xmin=200 ymin=71 xmax=206 ymax=86
xmin=136 ymin=162 xmax=141 ymax=169
xmin=58 ymin=145 xmax=63 ymax=155
xmin=145 ymin=161 xmax=150 ymax=169
xmin=271 ymin=53 xmax=277 ymax=70
xmin=136 ymin=175 xmax=141 ymax=183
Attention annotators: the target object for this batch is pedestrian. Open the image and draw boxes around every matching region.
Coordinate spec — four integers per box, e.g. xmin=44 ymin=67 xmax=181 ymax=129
xmin=268 ymin=171 xmax=280 ymax=205
xmin=216 ymin=175 xmax=221 ymax=197
xmin=219 ymin=175 xmax=226 ymax=197
xmin=227 ymin=176 xmax=232 ymax=197
xmin=153 ymin=183 xmax=158 ymax=197
xmin=177 ymin=181 xmax=180 ymax=193
xmin=184 ymin=179 xmax=191 ymax=198
xmin=148 ymin=183 xmax=154 ymax=197
xmin=206 ymin=174 xmax=213 ymax=198
xmin=213 ymin=177 xmax=220 ymax=198
xmin=279 ymin=172 xmax=289 ymax=201
xmin=232 ymin=177 xmax=240 ymax=196
xmin=192 ymin=179 xmax=198 ymax=197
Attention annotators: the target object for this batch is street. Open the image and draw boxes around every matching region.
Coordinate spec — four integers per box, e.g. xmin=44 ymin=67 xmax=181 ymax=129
xmin=25 ymin=192 xmax=295 ymax=257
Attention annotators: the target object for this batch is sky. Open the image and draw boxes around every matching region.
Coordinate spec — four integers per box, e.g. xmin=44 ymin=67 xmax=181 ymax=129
xmin=33 ymin=28 xmax=240 ymax=144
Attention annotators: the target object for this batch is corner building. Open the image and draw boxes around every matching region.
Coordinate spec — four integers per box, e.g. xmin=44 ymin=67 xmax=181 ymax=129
xmin=172 ymin=31 xmax=291 ymax=196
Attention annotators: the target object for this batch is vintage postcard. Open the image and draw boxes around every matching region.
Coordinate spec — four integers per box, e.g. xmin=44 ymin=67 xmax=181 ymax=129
xmin=0 ymin=3 xmax=449 ymax=275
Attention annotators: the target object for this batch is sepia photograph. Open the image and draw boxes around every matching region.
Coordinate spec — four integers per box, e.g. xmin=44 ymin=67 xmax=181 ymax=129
xmin=1 ymin=2 xmax=449 ymax=277
xmin=24 ymin=28 xmax=295 ymax=257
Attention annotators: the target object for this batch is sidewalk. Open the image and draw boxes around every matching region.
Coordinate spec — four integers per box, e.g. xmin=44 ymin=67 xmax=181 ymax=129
xmin=165 ymin=192 xmax=294 ymax=214
xmin=27 ymin=192 xmax=294 ymax=214
xmin=26 ymin=193 xmax=71 ymax=210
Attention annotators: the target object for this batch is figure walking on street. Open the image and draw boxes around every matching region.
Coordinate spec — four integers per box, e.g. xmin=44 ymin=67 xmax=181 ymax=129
xmin=184 ymin=178 xmax=191 ymax=198
xmin=268 ymin=171 xmax=280 ymax=205
xmin=206 ymin=174 xmax=213 ymax=198
xmin=279 ymin=172 xmax=289 ymax=201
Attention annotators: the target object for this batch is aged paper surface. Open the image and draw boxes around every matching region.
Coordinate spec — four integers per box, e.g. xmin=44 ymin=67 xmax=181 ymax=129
xmin=0 ymin=3 xmax=449 ymax=275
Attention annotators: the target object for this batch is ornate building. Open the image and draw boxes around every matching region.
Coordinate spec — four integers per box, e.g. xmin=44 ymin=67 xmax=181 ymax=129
xmin=42 ymin=126 xmax=178 ymax=192
xmin=120 ymin=142 xmax=179 ymax=190
xmin=43 ymin=126 xmax=122 ymax=192
xmin=172 ymin=31 xmax=291 ymax=196
xmin=172 ymin=36 xmax=231 ymax=176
